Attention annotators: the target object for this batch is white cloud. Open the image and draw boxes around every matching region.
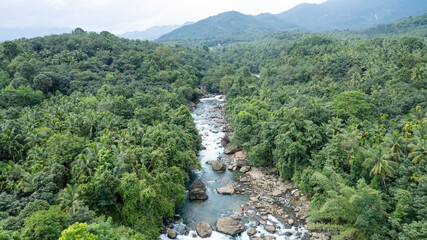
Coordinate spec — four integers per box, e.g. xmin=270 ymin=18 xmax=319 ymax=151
xmin=0 ymin=0 xmax=326 ymax=34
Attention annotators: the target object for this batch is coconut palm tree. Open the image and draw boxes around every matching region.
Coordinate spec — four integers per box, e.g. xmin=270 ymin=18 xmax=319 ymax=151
xmin=384 ymin=131 xmax=404 ymax=162
xmin=363 ymin=145 xmax=398 ymax=194
xmin=57 ymin=184 xmax=81 ymax=213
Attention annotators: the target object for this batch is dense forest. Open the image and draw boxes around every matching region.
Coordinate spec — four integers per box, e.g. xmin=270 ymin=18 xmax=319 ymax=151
xmin=0 ymin=28 xmax=213 ymax=239
xmin=204 ymin=17 xmax=427 ymax=240
xmin=0 ymin=13 xmax=426 ymax=240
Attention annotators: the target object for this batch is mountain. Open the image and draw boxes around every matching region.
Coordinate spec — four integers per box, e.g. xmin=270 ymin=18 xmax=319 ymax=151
xmin=278 ymin=0 xmax=427 ymax=31
xmin=158 ymin=11 xmax=296 ymax=41
xmin=120 ymin=22 xmax=193 ymax=40
xmin=159 ymin=0 xmax=427 ymax=42
xmin=0 ymin=27 xmax=72 ymax=42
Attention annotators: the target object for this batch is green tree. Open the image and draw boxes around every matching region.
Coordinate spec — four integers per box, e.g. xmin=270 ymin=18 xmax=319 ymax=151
xmin=21 ymin=205 xmax=71 ymax=240
xmin=333 ymin=91 xmax=370 ymax=120
xmin=58 ymin=222 xmax=98 ymax=240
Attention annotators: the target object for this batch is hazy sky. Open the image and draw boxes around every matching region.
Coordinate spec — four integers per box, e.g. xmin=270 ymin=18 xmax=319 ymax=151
xmin=0 ymin=0 xmax=326 ymax=34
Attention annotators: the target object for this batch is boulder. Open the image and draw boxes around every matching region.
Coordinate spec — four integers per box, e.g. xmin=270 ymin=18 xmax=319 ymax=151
xmin=216 ymin=217 xmax=245 ymax=235
xmin=265 ymin=225 xmax=276 ymax=233
xmin=250 ymin=237 xmax=262 ymax=240
xmin=216 ymin=186 xmax=235 ymax=195
xmin=224 ymin=147 xmax=239 ymax=155
xmin=212 ymin=161 xmax=226 ymax=172
xmin=189 ymin=180 xmax=208 ymax=201
xmin=264 ymin=236 xmax=277 ymax=240
xmin=240 ymin=166 xmax=251 ymax=173
xmin=221 ymin=135 xmax=230 ymax=147
xmin=196 ymin=221 xmax=212 ymax=238
xmin=240 ymin=177 xmax=250 ymax=182
xmin=237 ymin=159 xmax=250 ymax=168
xmin=250 ymin=196 xmax=259 ymax=202
xmin=167 ymin=229 xmax=177 ymax=239
xmin=247 ymin=228 xmax=256 ymax=236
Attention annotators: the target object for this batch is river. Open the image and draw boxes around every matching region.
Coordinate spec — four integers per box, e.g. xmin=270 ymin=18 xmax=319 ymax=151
xmin=159 ymin=96 xmax=309 ymax=240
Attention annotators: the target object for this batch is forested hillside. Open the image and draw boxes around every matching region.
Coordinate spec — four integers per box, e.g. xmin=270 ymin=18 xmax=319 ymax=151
xmin=0 ymin=13 xmax=427 ymax=240
xmin=203 ymin=24 xmax=427 ymax=239
xmin=0 ymin=28 xmax=213 ymax=239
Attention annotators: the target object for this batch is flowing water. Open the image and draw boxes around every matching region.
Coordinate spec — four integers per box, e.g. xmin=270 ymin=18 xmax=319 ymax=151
xmin=159 ymin=96 xmax=309 ymax=240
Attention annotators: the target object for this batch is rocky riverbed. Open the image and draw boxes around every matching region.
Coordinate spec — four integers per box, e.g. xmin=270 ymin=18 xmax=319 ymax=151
xmin=160 ymin=95 xmax=329 ymax=240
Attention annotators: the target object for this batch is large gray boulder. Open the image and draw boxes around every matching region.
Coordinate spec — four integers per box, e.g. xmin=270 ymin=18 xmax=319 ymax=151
xmin=236 ymin=159 xmax=250 ymax=168
xmin=196 ymin=221 xmax=213 ymax=238
xmin=224 ymin=146 xmax=239 ymax=155
xmin=216 ymin=217 xmax=245 ymax=235
xmin=212 ymin=161 xmax=226 ymax=172
xmin=216 ymin=185 xmax=235 ymax=195
xmin=189 ymin=180 xmax=208 ymax=201
xmin=221 ymin=135 xmax=230 ymax=147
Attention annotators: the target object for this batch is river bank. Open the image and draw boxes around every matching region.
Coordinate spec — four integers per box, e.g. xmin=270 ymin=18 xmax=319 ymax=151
xmin=212 ymin=95 xmax=330 ymax=240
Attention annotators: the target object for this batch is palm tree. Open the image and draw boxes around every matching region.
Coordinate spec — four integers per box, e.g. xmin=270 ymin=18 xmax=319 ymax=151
xmin=411 ymin=64 xmax=426 ymax=81
xmin=409 ymin=124 xmax=427 ymax=165
xmin=384 ymin=131 xmax=404 ymax=162
xmin=57 ymin=184 xmax=81 ymax=213
xmin=363 ymin=146 xmax=398 ymax=194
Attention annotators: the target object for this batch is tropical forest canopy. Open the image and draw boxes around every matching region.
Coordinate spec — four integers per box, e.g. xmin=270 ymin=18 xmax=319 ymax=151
xmin=0 ymin=12 xmax=427 ymax=240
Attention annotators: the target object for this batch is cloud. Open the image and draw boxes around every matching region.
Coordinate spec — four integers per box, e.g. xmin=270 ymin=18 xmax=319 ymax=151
xmin=0 ymin=0 xmax=326 ymax=34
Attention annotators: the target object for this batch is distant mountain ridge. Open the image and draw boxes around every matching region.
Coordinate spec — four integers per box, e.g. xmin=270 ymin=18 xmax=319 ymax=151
xmin=120 ymin=22 xmax=193 ymax=40
xmin=159 ymin=11 xmax=296 ymax=41
xmin=159 ymin=0 xmax=427 ymax=41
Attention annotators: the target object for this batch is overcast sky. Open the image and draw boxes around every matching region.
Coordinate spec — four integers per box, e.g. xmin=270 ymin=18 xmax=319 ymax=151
xmin=0 ymin=0 xmax=326 ymax=34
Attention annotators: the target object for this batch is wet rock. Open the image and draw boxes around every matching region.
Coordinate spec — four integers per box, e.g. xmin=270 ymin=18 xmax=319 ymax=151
xmin=206 ymin=160 xmax=213 ymax=165
xmin=288 ymin=218 xmax=294 ymax=225
xmin=284 ymin=232 xmax=292 ymax=236
xmin=189 ymin=180 xmax=208 ymax=201
xmin=265 ymin=225 xmax=276 ymax=233
xmin=264 ymin=236 xmax=276 ymax=240
xmin=196 ymin=221 xmax=212 ymax=238
xmin=216 ymin=185 xmax=235 ymax=195
xmin=167 ymin=229 xmax=177 ymax=239
xmin=240 ymin=166 xmax=251 ymax=173
xmin=221 ymin=135 xmax=230 ymax=147
xmin=247 ymin=228 xmax=257 ymax=236
xmin=216 ymin=217 xmax=245 ymax=235
xmin=212 ymin=161 xmax=226 ymax=172
xmin=259 ymin=220 xmax=267 ymax=226
xmin=250 ymin=237 xmax=262 ymax=240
